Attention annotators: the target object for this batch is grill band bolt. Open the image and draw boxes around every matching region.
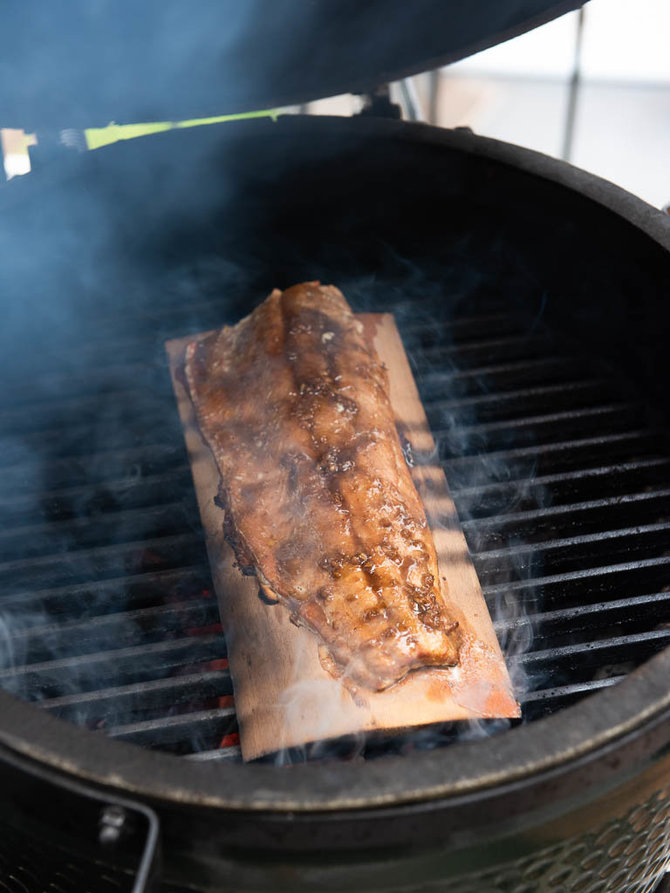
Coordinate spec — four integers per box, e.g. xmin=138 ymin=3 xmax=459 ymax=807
xmin=98 ymin=804 xmax=128 ymax=845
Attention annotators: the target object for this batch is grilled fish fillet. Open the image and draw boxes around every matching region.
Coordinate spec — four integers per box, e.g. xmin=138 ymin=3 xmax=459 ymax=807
xmin=184 ymin=282 xmax=460 ymax=691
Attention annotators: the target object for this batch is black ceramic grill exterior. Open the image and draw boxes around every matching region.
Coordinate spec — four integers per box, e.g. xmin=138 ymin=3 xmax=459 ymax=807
xmin=0 ymin=1 xmax=586 ymax=130
xmin=0 ymin=295 xmax=667 ymax=764
xmin=0 ymin=115 xmax=667 ymax=893
xmin=0 ymin=816 xmax=131 ymax=892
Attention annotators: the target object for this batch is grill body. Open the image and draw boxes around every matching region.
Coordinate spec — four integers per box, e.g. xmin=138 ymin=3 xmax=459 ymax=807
xmin=0 ymin=115 xmax=668 ymax=891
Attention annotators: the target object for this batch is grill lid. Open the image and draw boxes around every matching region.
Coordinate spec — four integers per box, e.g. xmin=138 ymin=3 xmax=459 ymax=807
xmin=0 ymin=0 xmax=585 ymax=130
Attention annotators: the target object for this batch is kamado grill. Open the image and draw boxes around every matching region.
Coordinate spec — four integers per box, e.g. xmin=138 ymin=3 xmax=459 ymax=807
xmin=0 ymin=2 xmax=669 ymax=891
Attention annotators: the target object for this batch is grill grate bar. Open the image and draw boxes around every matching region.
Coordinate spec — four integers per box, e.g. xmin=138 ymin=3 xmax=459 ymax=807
xmin=418 ymin=355 xmax=584 ymax=395
xmin=441 ymin=403 xmax=639 ymax=444
xmin=425 ymin=378 xmax=610 ymax=419
xmin=520 ymin=628 xmax=670 ymax=667
xmin=482 ymin=556 xmax=670 ymax=613
xmin=40 ymin=671 xmax=233 ymax=734
xmin=5 ymin=336 xmax=162 ymax=383
xmin=451 ymin=457 xmax=670 ymax=519
xmin=473 ymin=521 xmax=670 ymax=580
xmin=519 ymin=677 xmax=626 ymax=719
xmin=484 ymin=554 xmax=670 ymax=594
xmin=454 ymin=465 xmax=670 ymax=524
xmin=0 ymin=361 xmax=157 ymax=409
xmin=0 ymin=444 xmax=186 ymax=497
xmin=0 ymin=633 xmax=225 ymax=686
xmin=4 ymin=600 xmax=220 ymax=664
xmin=0 ymin=389 xmax=165 ymax=435
xmin=0 ymin=565 xmax=212 ymax=613
xmin=495 ymin=591 xmax=670 ymax=633
xmin=0 ymin=469 xmax=193 ymax=526
xmin=0 ymin=417 xmax=181 ymax=466
xmin=463 ymin=487 xmax=670 ymax=538
xmin=443 ymin=430 xmax=662 ymax=474
xmin=0 ymin=501 xmax=192 ymax=562
xmin=104 ymin=706 xmax=237 ymax=750
xmin=41 ymin=668 xmax=232 ymax=715
xmin=494 ymin=591 xmax=670 ymax=651
xmin=0 ymin=532 xmax=207 ymax=593
xmin=401 ymin=310 xmax=518 ymax=337
xmin=452 ymin=457 xmax=670 ymax=496
xmin=184 ymin=746 xmax=242 ymax=762
xmin=520 ymin=675 xmax=623 ymax=702
xmin=421 ymin=333 xmax=553 ymax=366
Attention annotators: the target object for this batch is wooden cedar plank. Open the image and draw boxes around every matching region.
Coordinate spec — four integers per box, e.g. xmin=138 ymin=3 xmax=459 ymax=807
xmin=166 ymin=312 xmax=519 ymax=761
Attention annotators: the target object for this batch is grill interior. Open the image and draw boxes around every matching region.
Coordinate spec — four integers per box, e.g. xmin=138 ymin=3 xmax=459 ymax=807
xmin=0 ymin=119 xmax=668 ymax=767
xmin=0 ymin=293 xmax=668 ymax=764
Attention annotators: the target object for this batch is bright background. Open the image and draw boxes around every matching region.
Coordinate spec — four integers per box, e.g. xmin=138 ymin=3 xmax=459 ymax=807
xmin=309 ymin=0 xmax=670 ymax=209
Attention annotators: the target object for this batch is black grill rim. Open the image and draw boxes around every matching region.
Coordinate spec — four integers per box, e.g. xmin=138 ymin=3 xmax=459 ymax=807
xmin=0 ymin=116 xmax=668 ymax=814
xmin=0 ymin=647 xmax=668 ymax=813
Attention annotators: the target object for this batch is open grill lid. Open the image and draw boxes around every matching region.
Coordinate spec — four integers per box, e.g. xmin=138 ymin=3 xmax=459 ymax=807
xmin=0 ymin=0 xmax=585 ymax=130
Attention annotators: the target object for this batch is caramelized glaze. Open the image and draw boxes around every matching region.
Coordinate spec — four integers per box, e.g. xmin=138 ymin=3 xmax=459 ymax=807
xmin=184 ymin=283 xmax=460 ymax=690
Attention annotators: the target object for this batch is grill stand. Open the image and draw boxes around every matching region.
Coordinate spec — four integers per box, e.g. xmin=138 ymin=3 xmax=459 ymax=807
xmin=0 ymin=746 xmax=159 ymax=893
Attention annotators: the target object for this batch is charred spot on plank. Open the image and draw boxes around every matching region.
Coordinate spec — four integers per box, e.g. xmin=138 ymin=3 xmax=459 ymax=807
xmin=258 ymin=586 xmax=280 ymax=606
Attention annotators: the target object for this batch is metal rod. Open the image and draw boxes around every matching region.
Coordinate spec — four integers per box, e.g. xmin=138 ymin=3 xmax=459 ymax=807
xmin=562 ymin=7 xmax=586 ymax=162
xmin=428 ymin=69 xmax=440 ymax=125
xmin=521 ymin=627 xmax=670 ymax=665
xmin=444 ymin=430 xmax=659 ymax=469
xmin=41 ymin=668 xmax=231 ymax=711
xmin=495 ymin=591 xmax=670 ymax=631
xmin=483 ymin=554 xmax=670 ymax=594
xmin=453 ymin=457 xmax=670 ymax=496
xmin=427 ymin=378 xmax=606 ymax=411
xmin=464 ymin=488 xmax=670 ymax=531
xmin=477 ymin=520 xmax=670 ymax=561
xmin=398 ymin=77 xmax=425 ymax=122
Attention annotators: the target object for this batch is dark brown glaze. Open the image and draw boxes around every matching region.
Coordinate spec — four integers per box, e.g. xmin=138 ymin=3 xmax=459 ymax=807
xmin=184 ymin=283 xmax=460 ymax=691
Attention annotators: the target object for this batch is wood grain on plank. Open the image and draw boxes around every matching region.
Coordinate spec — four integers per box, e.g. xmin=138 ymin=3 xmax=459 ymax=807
xmin=166 ymin=312 xmax=519 ymax=761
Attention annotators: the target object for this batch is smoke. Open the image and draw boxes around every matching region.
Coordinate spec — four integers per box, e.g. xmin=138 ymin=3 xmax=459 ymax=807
xmin=0 ymin=249 xmax=545 ymax=761
xmin=271 ymin=637 xmax=368 ymax=766
xmin=236 ymin=258 xmax=549 ymax=763
xmin=0 ymin=205 xmax=546 ymax=758
xmin=0 ymin=47 xmax=563 ymax=761
xmin=406 ymin=286 xmax=546 ymax=741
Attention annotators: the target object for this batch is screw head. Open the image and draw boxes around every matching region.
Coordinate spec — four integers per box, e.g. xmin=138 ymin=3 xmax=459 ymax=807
xmin=99 ymin=804 xmax=127 ymax=844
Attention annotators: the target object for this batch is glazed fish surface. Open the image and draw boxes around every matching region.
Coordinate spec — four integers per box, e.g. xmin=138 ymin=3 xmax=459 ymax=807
xmin=184 ymin=282 xmax=461 ymax=691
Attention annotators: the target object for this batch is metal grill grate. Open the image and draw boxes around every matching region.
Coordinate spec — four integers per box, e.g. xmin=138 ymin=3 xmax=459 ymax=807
xmin=0 ymin=816 xmax=133 ymax=892
xmin=0 ymin=300 xmax=668 ymax=763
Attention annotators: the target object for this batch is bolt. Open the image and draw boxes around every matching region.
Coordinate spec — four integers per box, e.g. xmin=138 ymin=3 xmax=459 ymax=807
xmin=99 ymin=804 xmax=127 ymax=845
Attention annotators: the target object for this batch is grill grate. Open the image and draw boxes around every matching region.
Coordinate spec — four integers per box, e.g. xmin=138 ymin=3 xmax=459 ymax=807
xmin=0 ymin=301 xmax=668 ymax=762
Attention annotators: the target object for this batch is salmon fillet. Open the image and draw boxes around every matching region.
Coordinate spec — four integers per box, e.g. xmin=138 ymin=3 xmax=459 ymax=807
xmin=184 ymin=282 xmax=460 ymax=691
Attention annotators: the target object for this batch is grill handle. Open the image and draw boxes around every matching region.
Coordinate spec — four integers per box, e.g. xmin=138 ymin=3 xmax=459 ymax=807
xmin=0 ymin=743 xmax=161 ymax=892
xmin=97 ymin=794 xmax=160 ymax=893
